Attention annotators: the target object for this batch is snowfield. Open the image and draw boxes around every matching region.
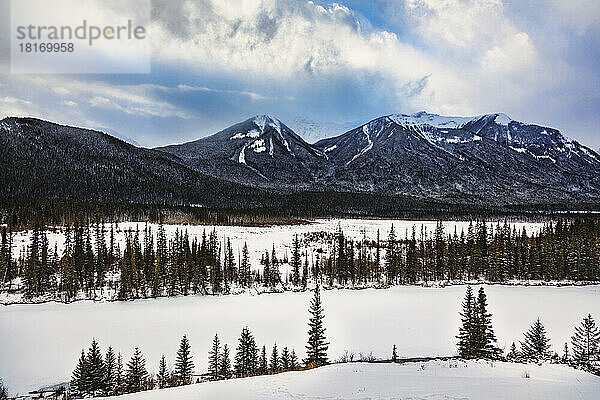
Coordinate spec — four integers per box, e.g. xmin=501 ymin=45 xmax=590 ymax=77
xmin=1 ymin=285 xmax=598 ymax=395
xmin=95 ymin=361 xmax=600 ymax=400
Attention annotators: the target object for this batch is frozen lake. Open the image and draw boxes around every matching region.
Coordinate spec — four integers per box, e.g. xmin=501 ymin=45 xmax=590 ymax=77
xmin=1 ymin=284 xmax=598 ymax=395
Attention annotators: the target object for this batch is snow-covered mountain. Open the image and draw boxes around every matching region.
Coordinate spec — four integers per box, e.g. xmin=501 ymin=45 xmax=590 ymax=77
xmin=3 ymin=112 xmax=600 ymax=207
xmin=313 ymin=112 xmax=600 ymax=204
xmin=0 ymin=117 xmax=260 ymax=207
xmin=158 ymin=115 xmax=328 ymax=188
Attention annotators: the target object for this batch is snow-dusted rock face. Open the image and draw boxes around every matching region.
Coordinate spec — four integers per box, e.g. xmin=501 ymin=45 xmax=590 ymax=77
xmin=3 ymin=111 xmax=600 ymax=206
xmin=158 ymin=115 xmax=327 ymax=187
xmin=312 ymin=112 xmax=600 ymax=204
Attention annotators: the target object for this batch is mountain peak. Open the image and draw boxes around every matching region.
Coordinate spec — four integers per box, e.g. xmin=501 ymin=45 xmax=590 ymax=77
xmin=251 ymin=114 xmax=282 ymax=133
xmin=388 ymin=112 xmax=473 ymax=129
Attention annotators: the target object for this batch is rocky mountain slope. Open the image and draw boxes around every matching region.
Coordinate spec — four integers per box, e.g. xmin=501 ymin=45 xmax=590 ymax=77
xmin=158 ymin=112 xmax=600 ymax=205
xmin=2 ymin=112 xmax=600 ymax=208
xmin=0 ymin=117 xmax=262 ymax=207
xmin=157 ymin=115 xmax=328 ymax=189
xmin=313 ymin=112 xmax=600 ymax=203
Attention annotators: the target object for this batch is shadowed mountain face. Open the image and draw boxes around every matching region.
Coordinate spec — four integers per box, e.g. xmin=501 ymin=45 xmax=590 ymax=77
xmin=160 ymin=112 xmax=600 ymax=205
xmin=3 ymin=112 xmax=600 ymax=208
xmin=157 ymin=115 xmax=328 ymax=189
xmin=0 ymin=117 xmax=263 ymax=208
xmin=312 ymin=112 xmax=600 ymax=204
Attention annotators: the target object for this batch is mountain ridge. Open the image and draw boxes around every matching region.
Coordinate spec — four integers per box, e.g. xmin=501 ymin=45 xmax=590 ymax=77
xmin=2 ymin=112 xmax=600 ymax=207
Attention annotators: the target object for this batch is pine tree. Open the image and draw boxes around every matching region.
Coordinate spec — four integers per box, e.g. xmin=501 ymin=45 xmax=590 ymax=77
xmin=384 ymin=225 xmax=397 ymax=284
xmin=175 ymin=335 xmax=195 ymax=385
xmin=240 ymin=242 xmax=251 ymax=287
xmin=291 ymin=234 xmax=301 ymax=286
xmin=280 ymin=347 xmax=291 ymax=370
xmin=220 ymin=344 xmax=233 ymax=379
xmin=115 ymin=353 xmax=124 ymax=396
xmin=234 ymin=326 xmax=259 ymax=377
xmin=392 ymin=345 xmax=398 ymax=363
xmin=157 ymin=355 xmax=169 ymax=389
xmin=375 ymin=229 xmax=381 ymax=282
xmin=456 ymin=285 xmax=476 ymax=359
xmin=271 ymin=244 xmax=280 ymax=286
xmin=507 ymin=342 xmax=519 ymax=362
xmin=562 ymin=343 xmax=570 ymax=364
xmin=270 ymin=343 xmax=279 ymax=373
xmin=0 ymin=379 xmax=7 ymax=400
xmin=305 ymin=285 xmax=329 ymax=367
xmin=86 ymin=339 xmax=106 ymax=396
xmin=520 ymin=318 xmax=552 ymax=362
xmin=473 ymin=287 xmax=501 ymax=359
xmin=71 ymin=350 xmax=88 ymax=398
xmin=290 ymin=349 xmax=299 ymax=370
xmin=125 ymin=348 xmax=149 ymax=393
xmin=571 ymin=314 xmax=600 ymax=367
xmin=258 ymin=345 xmax=268 ymax=375
xmin=262 ymin=251 xmax=271 ymax=288
xmin=302 ymin=253 xmax=309 ymax=289
xmin=208 ymin=334 xmax=221 ymax=380
xmin=105 ymin=346 xmax=117 ymax=395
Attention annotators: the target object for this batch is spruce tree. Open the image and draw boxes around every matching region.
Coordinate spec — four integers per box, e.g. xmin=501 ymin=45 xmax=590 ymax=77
xmin=291 ymin=234 xmax=301 ymax=286
xmin=520 ymin=318 xmax=552 ymax=362
xmin=220 ymin=344 xmax=233 ymax=379
xmin=175 ymin=335 xmax=195 ymax=385
xmin=157 ymin=355 xmax=169 ymax=389
xmin=473 ymin=287 xmax=501 ymax=359
xmin=305 ymin=285 xmax=329 ymax=367
xmin=71 ymin=350 xmax=88 ymax=398
xmin=86 ymin=339 xmax=106 ymax=396
xmin=234 ymin=326 xmax=258 ymax=377
xmin=392 ymin=345 xmax=398 ymax=363
xmin=456 ymin=285 xmax=476 ymax=358
xmin=571 ymin=314 xmax=600 ymax=367
xmin=240 ymin=242 xmax=250 ymax=287
xmin=270 ymin=343 xmax=279 ymax=373
xmin=280 ymin=347 xmax=291 ymax=370
xmin=105 ymin=346 xmax=117 ymax=395
xmin=115 ymin=353 xmax=124 ymax=396
xmin=258 ymin=345 xmax=268 ymax=375
xmin=507 ymin=342 xmax=519 ymax=362
xmin=125 ymin=348 xmax=149 ymax=393
xmin=290 ymin=349 xmax=299 ymax=370
xmin=208 ymin=334 xmax=221 ymax=380
xmin=562 ymin=343 xmax=570 ymax=364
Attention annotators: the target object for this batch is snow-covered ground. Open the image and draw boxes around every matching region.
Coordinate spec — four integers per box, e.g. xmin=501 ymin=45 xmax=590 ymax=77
xmin=1 ymin=285 xmax=598 ymax=395
xmin=96 ymin=361 xmax=600 ymax=400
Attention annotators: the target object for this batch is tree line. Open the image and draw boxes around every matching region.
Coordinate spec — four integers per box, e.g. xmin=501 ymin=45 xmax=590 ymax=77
xmin=320 ymin=219 xmax=600 ymax=286
xmin=454 ymin=286 xmax=600 ymax=374
xmin=2 ymin=218 xmax=600 ymax=302
xmin=68 ymin=286 xmax=328 ymax=398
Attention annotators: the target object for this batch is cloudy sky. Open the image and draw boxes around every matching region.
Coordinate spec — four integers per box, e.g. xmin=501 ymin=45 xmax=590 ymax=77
xmin=0 ymin=0 xmax=599 ymax=148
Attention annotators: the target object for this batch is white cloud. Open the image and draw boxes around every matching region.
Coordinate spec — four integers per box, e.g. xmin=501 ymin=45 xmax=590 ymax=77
xmin=0 ymin=96 xmax=32 ymax=105
xmin=482 ymin=32 xmax=537 ymax=74
xmin=24 ymin=76 xmax=192 ymax=119
xmin=176 ymin=85 xmax=269 ymax=101
xmin=144 ymin=0 xmax=558 ymax=119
